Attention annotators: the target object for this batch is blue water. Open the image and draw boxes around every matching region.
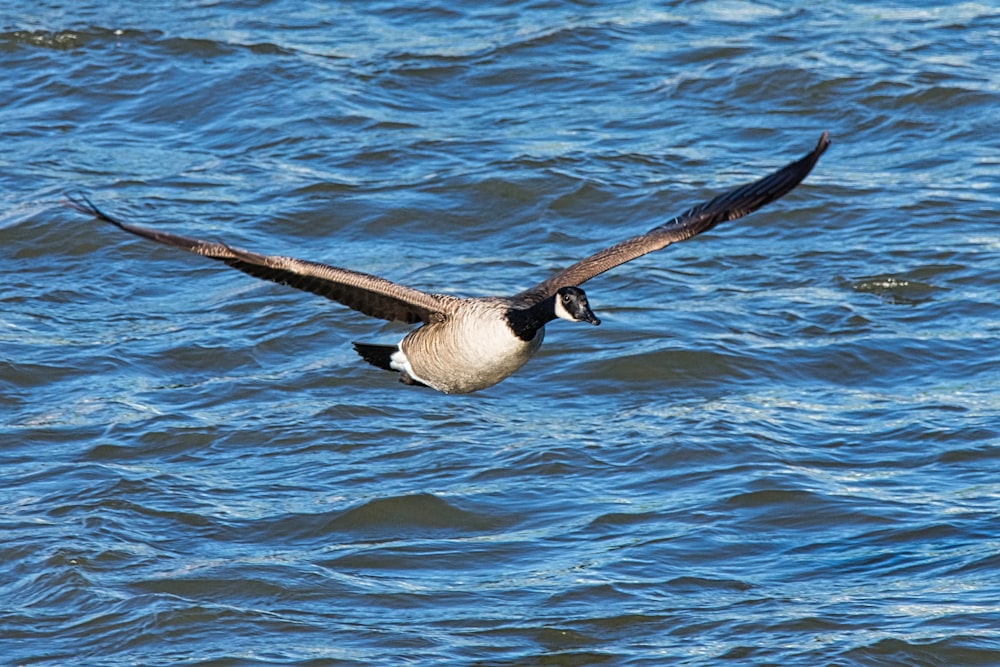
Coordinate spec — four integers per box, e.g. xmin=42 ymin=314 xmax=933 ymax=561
xmin=3 ymin=2 xmax=999 ymax=665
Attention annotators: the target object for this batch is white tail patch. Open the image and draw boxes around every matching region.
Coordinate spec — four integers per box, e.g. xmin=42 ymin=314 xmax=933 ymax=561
xmin=390 ymin=348 xmax=434 ymax=387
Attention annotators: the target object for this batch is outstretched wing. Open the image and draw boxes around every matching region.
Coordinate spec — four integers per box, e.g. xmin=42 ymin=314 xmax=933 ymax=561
xmin=514 ymin=132 xmax=830 ymax=306
xmin=66 ymin=195 xmax=446 ymax=325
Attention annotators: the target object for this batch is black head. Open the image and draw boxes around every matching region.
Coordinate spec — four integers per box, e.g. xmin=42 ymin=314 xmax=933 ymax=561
xmin=553 ymin=286 xmax=600 ymax=325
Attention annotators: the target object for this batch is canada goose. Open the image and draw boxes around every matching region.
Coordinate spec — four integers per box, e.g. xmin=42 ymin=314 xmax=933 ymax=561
xmin=67 ymin=132 xmax=829 ymax=394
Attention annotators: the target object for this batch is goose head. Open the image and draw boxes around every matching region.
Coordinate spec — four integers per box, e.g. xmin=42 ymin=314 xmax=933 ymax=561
xmin=553 ymin=286 xmax=600 ymax=325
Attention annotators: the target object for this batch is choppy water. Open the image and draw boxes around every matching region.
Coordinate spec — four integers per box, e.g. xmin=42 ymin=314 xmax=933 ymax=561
xmin=3 ymin=2 xmax=999 ymax=665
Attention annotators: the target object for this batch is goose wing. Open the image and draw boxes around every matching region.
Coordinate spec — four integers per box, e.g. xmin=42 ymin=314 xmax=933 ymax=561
xmin=66 ymin=195 xmax=446 ymax=325
xmin=514 ymin=132 xmax=830 ymax=306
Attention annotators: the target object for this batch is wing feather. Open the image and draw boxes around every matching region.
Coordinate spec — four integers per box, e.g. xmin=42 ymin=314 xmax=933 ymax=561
xmin=514 ymin=132 xmax=830 ymax=306
xmin=66 ymin=195 xmax=445 ymax=324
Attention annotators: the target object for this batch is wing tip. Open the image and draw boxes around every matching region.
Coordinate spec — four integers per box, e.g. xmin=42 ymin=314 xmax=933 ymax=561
xmin=815 ymin=131 xmax=831 ymax=157
xmin=64 ymin=191 xmax=128 ymax=231
xmin=784 ymin=131 xmax=830 ymax=186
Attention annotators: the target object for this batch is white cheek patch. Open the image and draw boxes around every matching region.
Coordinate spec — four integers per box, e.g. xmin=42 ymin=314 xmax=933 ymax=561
xmin=554 ymin=296 xmax=576 ymax=321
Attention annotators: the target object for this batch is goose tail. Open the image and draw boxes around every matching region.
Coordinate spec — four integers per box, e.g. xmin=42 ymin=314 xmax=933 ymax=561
xmin=352 ymin=342 xmax=399 ymax=372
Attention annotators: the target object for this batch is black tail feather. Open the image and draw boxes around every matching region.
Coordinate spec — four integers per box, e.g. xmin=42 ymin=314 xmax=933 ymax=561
xmin=352 ymin=342 xmax=398 ymax=372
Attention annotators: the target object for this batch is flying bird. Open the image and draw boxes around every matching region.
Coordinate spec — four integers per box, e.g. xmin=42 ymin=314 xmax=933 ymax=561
xmin=67 ymin=132 xmax=829 ymax=393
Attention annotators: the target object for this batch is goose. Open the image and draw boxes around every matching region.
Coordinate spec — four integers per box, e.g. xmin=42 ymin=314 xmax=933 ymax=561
xmin=67 ymin=132 xmax=829 ymax=394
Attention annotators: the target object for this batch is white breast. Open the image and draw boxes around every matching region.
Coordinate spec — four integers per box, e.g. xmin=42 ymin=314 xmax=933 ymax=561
xmin=399 ymin=301 xmax=544 ymax=394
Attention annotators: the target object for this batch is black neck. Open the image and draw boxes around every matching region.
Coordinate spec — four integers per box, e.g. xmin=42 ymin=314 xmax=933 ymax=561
xmin=505 ymin=295 xmax=558 ymax=342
